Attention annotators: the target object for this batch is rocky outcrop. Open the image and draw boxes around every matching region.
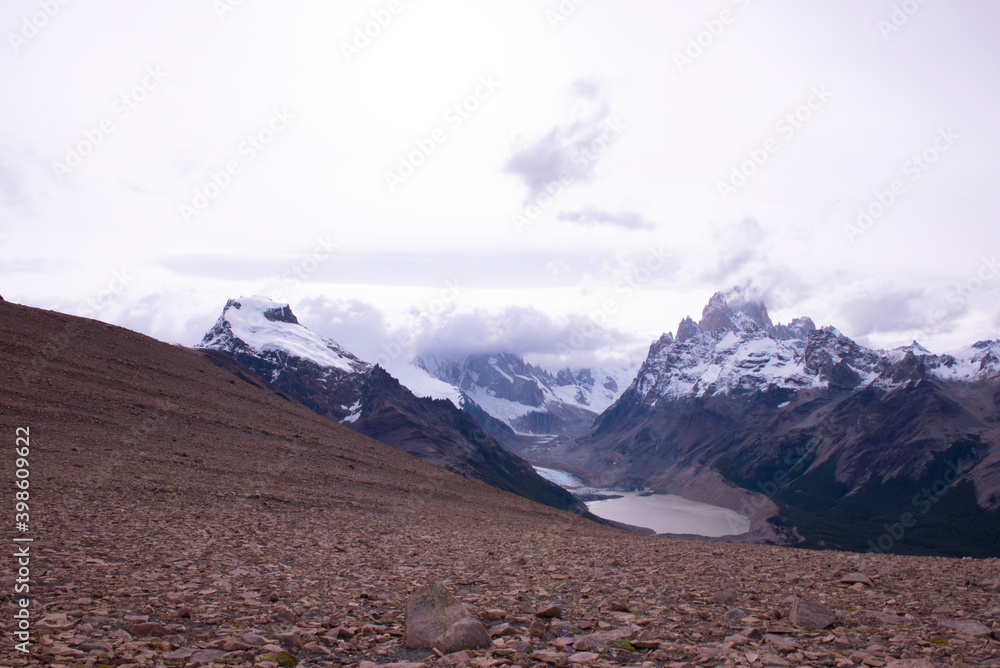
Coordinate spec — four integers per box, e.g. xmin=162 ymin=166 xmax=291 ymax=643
xmin=405 ymin=583 xmax=490 ymax=651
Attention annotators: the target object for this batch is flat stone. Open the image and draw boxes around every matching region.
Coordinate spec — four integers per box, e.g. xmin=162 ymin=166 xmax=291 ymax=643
xmin=885 ymin=661 xmax=937 ymax=668
xmin=488 ymin=622 xmax=515 ymax=637
xmin=567 ymin=651 xmax=600 ymax=663
xmin=765 ymin=633 xmax=799 ymax=652
xmin=163 ymin=648 xmax=194 ymax=660
xmin=535 ymin=602 xmax=563 ymax=618
xmin=528 ymin=617 xmax=549 ymax=637
xmin=939 ymin=618 xmax=992 ymax=638
xmin=714 ymin=588 xmax=738 ymax=604
xmin=764 ymin=622 xmax=795 ymax=634
xmin=128 ymin=622 xmax=171 ymax=637
xmin=841 ymin=572 xmax=874 ymax=587
xmin=440 ymin=650 xmax=473 ymax=666
xmin=271 ymin=605 xmax=297 ymax=625
xmin=529 ymin=649 xmax=566 ymax=666
xmin=788 ymin=600 xmax=835 ymax=630
xmin=869 ymin=611 xmax=905 ymax=625
xmin=241 ymin=631 xmax=266 ymax=645
xmin=571 ymin=627 xmax=634 ymax=652
xmin=38 ymin=614 xmax=76 ymax=632
xmin=258 ymin=650 xmax=298 ymax=667
xmin=186 ymin=649 xmax=227 ymax=667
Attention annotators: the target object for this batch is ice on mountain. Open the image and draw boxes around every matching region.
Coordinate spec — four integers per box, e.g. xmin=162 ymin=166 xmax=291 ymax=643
xmin=200 ymin=296 xmax=366 ymax=374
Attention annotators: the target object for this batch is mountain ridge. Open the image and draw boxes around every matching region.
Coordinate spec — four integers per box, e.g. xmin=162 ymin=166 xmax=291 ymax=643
xmin=557 ymin=288 xmax=1000 ymax=555
xmin=197 ymin=295 xmax=589 ymax=516
xmin=414 ymin=352 xmax=637 ymax=440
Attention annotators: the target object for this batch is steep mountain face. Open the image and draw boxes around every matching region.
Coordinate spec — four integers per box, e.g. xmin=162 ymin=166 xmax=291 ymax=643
xmin=198 ymin=296 xmax=588 ymax=515
xmin=349 ymin=366 xmax=583 ymax=511
xmin=200 ymin=297 xmax=370 ymax=422
xmin=415 ymin=352 xmax=636 ymax=440
xmin=562 ymin=287 xmax=1000 ymax=556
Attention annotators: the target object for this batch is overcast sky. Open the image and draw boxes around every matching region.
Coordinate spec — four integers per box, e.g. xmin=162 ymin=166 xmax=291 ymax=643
xmin=2 ymin=0 xmax=999 ymax=370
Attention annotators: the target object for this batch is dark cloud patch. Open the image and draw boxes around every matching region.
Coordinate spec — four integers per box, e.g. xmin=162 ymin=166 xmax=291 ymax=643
xmin=296 ymin=296 xmax=392 ymax=364
xmin=0 ymin=142 xmax=45 ymax=207
xmin=698 ymin=217 xmax=769 ymax=286
xmin=504 ymin=78 xmax=620 ymax=200
xmin=0 ymin=163 xmax=25 ymax=205
xmin=836 ymin=286 xmax=929 ymax=338
xmin=570 ymin=78 xmax=601 ymax=100
xmin=415 ymin=305 xmax=637 ymax=361
xmin=284 ymin=297 xmax=643 ymax=371
xmin=557 ymin=206 xmax=656 ymax=231
xmin=93 ymin=291 xmax=224 ymax=347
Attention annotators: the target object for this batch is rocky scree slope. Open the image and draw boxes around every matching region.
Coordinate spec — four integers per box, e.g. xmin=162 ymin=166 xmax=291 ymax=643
xmin=2 ymin=300 xmax=1000 ymax=667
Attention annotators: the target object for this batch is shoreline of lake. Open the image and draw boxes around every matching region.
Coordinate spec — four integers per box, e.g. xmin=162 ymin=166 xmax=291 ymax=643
xmin=535 ymin=466 xmax=749 ymax=538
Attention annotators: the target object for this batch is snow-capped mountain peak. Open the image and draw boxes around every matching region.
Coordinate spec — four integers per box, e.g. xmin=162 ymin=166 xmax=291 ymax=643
xmin=625 ymin=290 xmax=1000 ymax=403
xmin=199 ymin=296 xmax=368 ymax=374
xmin=697 ymin=287 xmax=774 ymax=334
xmin=415 ymin=352 xmax=638 ymax=436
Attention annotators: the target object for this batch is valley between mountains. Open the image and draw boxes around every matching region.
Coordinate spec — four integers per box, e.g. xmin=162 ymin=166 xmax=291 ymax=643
xmin=197 ymin=288 xmax=1000 ymax=558
xmin=2 ymin=295 xmax=1000 ymax=668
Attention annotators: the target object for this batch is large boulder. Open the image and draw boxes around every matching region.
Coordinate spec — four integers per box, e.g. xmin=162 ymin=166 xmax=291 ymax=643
xmin=788 ymin=600 xmax=835 ymax=630
xmin=404 ymin=583 xmax=490 ymax=652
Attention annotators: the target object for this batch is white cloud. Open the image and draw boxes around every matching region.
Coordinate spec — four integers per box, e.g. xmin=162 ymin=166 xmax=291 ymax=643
xmin=2 ymin=0 xmax=999 ymax=363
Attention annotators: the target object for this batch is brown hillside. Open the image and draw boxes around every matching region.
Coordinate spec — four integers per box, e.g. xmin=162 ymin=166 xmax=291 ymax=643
xmin=1 ymin=300 xmax=998 ymax=667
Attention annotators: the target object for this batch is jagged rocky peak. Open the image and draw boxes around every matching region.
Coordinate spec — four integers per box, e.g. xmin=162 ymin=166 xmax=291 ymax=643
xmin=199 ymin=295 xmax=368 ymax=375
xmin=555 ymin=368 xmax=575 ymax=386
xmin=774 ymin=317 xmax=816 ymax=342
xmin=555 ymin=366 xmax=599 ymax=390
xmin=651 ymin=331 xmax=676 ymax=353
xmin=223 ymin=295 xmax=298 ymax=324
xmin=673 ymin=288 xmax=813 ymax=343
xmin=675 ymin=317 xmax=699 ymax=343
xmin=697 ymin=287 xmax=774 ymax=334
xmin=973 ymin=341 xmax=1000 ymax=372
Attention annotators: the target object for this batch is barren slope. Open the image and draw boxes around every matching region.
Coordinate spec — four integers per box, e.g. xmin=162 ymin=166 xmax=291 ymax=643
xmin=1 ymin=301 xmax=999 ymax=667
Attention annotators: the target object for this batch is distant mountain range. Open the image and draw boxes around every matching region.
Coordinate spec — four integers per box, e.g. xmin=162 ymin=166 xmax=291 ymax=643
xmin=412 ymin=353 xmax=636 ymax=448
xmin=196 ymin=296 xmax=588 ymax=515
xmin=198 ymin=290 xmax=1000 ymax=557
xmin=553 ymin=287 xmax=1000 ymax=556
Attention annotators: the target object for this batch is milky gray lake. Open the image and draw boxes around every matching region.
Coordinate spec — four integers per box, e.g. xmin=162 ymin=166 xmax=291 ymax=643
xmin=535 ymin=467 xmax=749 ymax=537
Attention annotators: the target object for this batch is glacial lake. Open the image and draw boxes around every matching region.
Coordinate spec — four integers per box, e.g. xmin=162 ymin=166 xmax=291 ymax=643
xmin=535 ymin=467 xmax=749 ymax=537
